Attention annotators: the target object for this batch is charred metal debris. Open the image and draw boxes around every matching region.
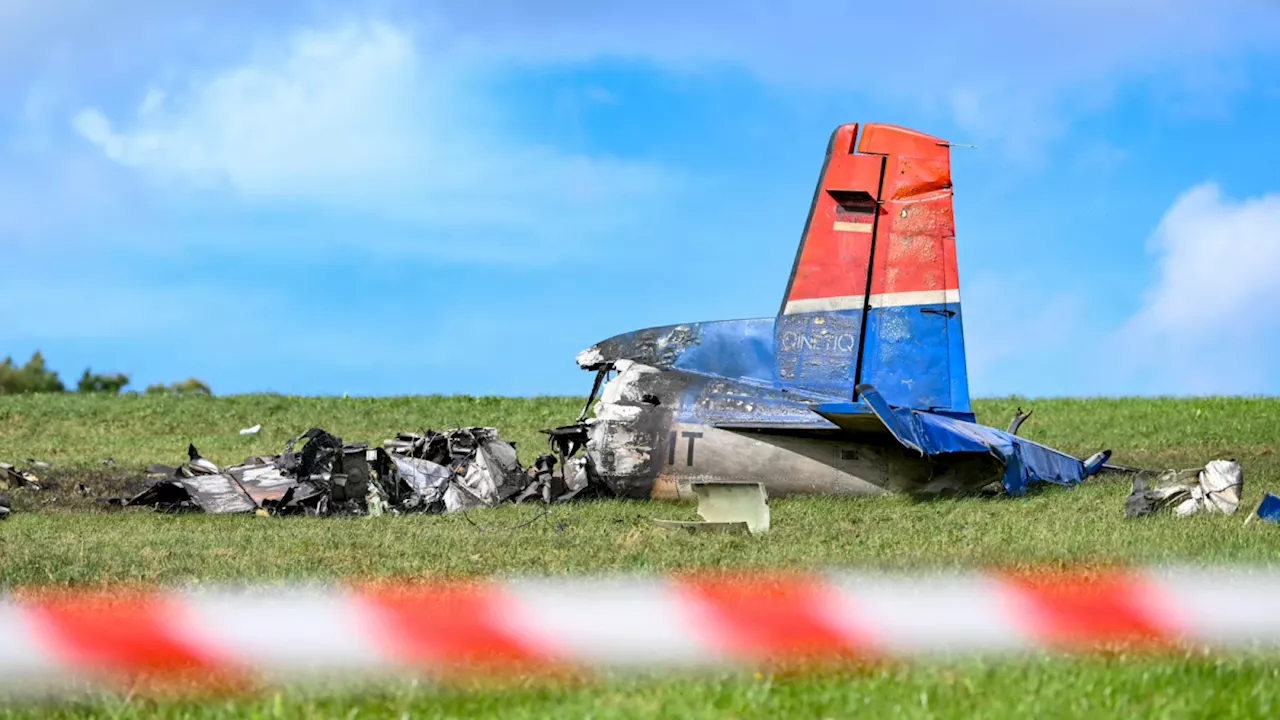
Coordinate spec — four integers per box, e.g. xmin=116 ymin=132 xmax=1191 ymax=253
xmin=112 ymin=426 xmax=601 ymax=517
xmin=1125 ymin=460 xmax=1244 ymax=518
xmin=0 ymin=462 xmax=41 ymax=491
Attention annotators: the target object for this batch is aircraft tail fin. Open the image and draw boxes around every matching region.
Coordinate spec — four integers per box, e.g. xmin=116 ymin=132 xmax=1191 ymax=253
xmin=777 ymin=123 xmax=971 ymax=415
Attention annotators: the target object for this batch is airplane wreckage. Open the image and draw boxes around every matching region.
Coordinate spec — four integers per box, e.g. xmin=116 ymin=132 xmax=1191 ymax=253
xmin=551 ymin=121 xmax=1112 ymax=503
xmin=113 ymin=122 xmax=1115 ymax=517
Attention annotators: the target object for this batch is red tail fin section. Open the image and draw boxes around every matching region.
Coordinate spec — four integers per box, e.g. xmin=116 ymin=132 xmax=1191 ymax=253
xmin=779 ymin=123 xmax=882 ymax=315
xmin=857 ymin=124 xmax=958 ymax=306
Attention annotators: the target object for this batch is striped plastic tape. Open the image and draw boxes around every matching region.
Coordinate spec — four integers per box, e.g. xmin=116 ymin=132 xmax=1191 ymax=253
xmin=2 ymin=567 xmax=1279 ymax=694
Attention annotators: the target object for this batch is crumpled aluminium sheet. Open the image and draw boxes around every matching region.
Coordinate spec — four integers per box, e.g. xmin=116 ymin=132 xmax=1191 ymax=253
xmin=119 ymin=427 xmax=579 ymax=517
xmin=392 ymin=456 xmax=452 ymax=511
xmin=444 ymin=433 xmax=526 ymax=512
xmin=1125 ymin=460 xmax=1243 ymax=518
xmin=386 ymin=427 xmax=536 ymax=512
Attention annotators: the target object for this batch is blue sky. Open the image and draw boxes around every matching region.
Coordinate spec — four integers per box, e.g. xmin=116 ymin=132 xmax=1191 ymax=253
xmin=3 ymin=0 xmax=1280 ymax=398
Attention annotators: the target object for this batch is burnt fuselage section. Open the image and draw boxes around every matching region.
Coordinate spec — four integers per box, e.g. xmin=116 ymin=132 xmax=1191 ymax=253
xmin=575 ymin=358 xmax=1000 ymax=501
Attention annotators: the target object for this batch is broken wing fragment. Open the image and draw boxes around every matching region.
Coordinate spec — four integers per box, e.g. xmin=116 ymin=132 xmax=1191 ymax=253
xmin=122 ymin=474 xmax=255 ymax=514
xmin=177 ymin=474 xmax=256 ymax=514
xmin=826 ymin=384 xmax=1108 ymax=495
xmin=232 ymin=460 xmax=322 ymax=508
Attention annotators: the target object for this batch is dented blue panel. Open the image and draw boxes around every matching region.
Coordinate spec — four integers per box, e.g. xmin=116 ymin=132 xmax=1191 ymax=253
xmin=774 ymin=310 xmax=862 ymax=396
xmin=857 ymin=304 xmax=953 ymax=411
xmin=946 ymin=306 xmax=973 ymax=415
xmin=671 ymin=318 xmax=778 ymax=385
xmin=674 ymin=372 xmax=839 ymax=428
xmin=582 ymin=318 xmax=779 ymax=386
xmin=835 ymin=384 xmax=1092 ymax=495
xmin=1257 ymin=493 xmax=1280 ymax=523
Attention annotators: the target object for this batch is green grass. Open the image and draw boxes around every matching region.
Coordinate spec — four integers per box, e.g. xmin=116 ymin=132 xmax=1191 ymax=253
xmin=3 ymin=393 xmax=1280 ymax=717
xmin=6 ymin=482 xmax=1280 ymax=586
xmin=7 ymin=656 xmax=1280 ymax=719
xmin=0 ymin=392 xmax=584 ymax=472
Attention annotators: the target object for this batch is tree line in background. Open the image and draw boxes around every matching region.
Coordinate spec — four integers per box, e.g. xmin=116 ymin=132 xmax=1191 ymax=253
xmin=0 ymin=351 xmax=211 ymax=396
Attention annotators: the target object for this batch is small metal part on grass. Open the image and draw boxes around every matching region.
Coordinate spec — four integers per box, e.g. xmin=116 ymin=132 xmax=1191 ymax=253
xmin=655 ymin=481 xmax=770 ymax=534
xmin=1247 ymin=492 xmax=1280 ymax=524
xmin=0 ymin=463 xmax=39 ymax=491
xmin=1126 ymin=460 xmax=1243 ymax=518
xmin=1006 ymin=408 xmax=1032 ymax=436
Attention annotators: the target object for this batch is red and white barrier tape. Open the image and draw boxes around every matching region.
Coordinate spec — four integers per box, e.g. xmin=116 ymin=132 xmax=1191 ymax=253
xmin=3 ymin=568 xmax=1280 ymax=694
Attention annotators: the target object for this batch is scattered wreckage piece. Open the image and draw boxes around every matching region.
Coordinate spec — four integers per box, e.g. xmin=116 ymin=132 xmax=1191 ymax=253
xmin=1006 ymin=406 xmax=1141 ymax=477
xmin=0 ymin=461 xmax=47 ymax=517
xmin=117 ymin=430 xmax=389 ymax=516
xmin=114 ymin=426 xmax=589 ymax=518
xmin=390 ymin=455 xmax=452 ymax=511
xmin=1125 ymin=460 xmax=1243 ymax=518
xmin=385 ymin=428 xmax=527 ymax=512
xmin=0 ymin=462 xmax=40 ymax=491
xmin=1006 ymin=408 xmax=1033 ymax=436
xmin=1252 ymin=493 xmax=1280 ymax=524
xmin=654 ymin=482 xmax=771 ymax=534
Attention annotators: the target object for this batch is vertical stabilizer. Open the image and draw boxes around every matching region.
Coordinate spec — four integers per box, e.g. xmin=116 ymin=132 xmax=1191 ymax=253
xmin=777 ymin=123 xmax=970 ymax=414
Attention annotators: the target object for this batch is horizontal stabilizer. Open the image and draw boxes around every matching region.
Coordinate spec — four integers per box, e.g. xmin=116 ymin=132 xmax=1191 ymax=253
xmin=851 ymin=384 xmax=1099 ymax=495
xmin=807 ymin=400 xmax=901 ymax=435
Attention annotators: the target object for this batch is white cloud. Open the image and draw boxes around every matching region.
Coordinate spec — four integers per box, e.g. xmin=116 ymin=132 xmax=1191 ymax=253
xmin=71 ymin=21 xmax=669 ymax=259
xmin=0 ymin=0 xmax=1270 ymax=201
xmin=1116 ymin=183 xmax=1280 ymax=393
xmin=425 ymin=0 xmax=1280 ymax=153
xmin=40 ymin=1 xmax=1280 ymax=213
xmin=74 ymin=24 xmax=419 ymax=197
xmin=31 ymin=0 xmax=1278 ymax=178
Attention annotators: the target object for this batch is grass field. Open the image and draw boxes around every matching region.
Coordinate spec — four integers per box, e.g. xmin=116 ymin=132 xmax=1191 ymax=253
xmin=3 ymin=393 xmax=1280 ymax=717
